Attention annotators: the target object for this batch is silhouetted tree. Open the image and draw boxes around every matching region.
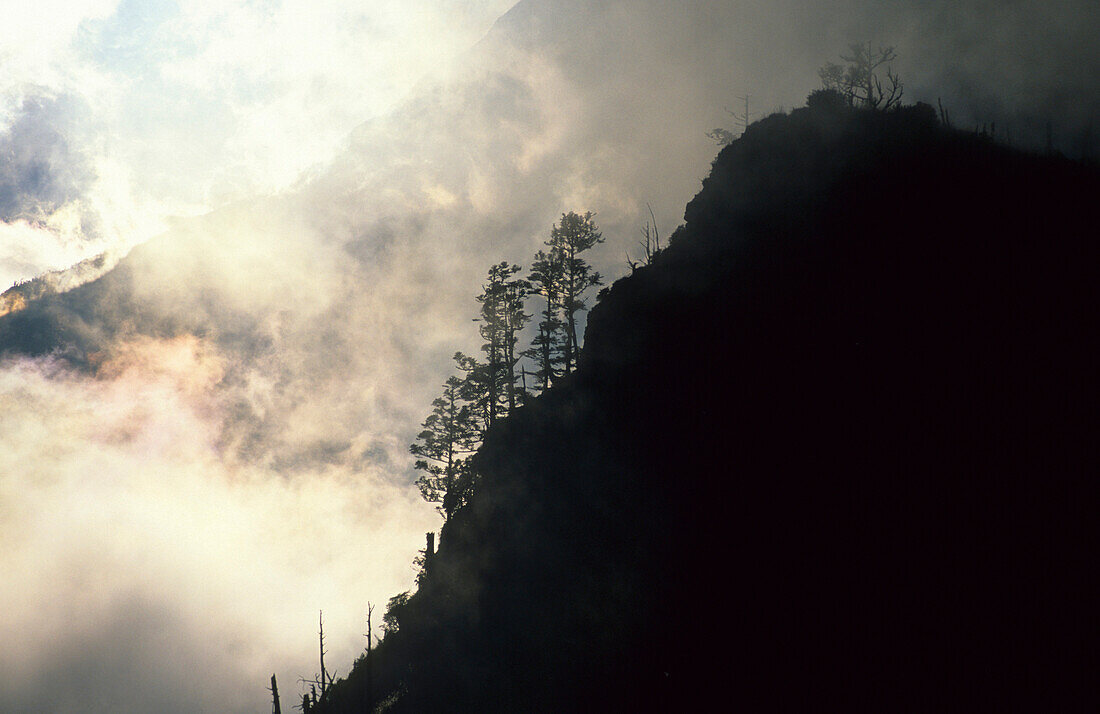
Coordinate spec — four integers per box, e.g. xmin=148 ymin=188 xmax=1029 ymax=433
xmin=525 ymin=249 xmax=566 ymax=391
xmin=547 ymin=212 xmax=603 ymax=373
xmin=498 ymin=265 xmax=532 ymax=412
xmin=382 ymin=591 xmax=411 ymax=635
xmin=410 ymin=376 xmax=480 ymax=519
xmin=453 ymin=351 xmax=491 ymax=432
xmin=705 ymin=127 xmax=736 ymax=146
xmin=806 ymin=88 xmax=852 ymax=113
xmin=819 ymin=42 xmax=902 ymax=110
xmin=474 ymin=262 xmax=530 ymax=422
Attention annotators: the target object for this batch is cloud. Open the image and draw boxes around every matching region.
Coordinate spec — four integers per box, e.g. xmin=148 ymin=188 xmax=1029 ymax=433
xmin=0 ymin=0 xmax=119 ymax=87
xmin=2 ymin=594 xmax=253 ymax=714
xmin=0 ymin=90 xmax=114 ymax=291
xmin=69 ymin=0 xmax=518 ymax=208
xmin=0 ymin=93 xmax=95 ymax=222
xmin=0 ymin=222 xmax=90 ymax=297
xmin=0 ymin=349 xmax=436 ymax=712
xmin=895 ymin=0 xmax=1100 ymax=146
xmin=1 ymin=0 xmax=518 ymax=288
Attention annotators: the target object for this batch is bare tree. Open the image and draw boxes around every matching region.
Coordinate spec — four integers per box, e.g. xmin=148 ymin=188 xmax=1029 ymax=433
xmin=364 ymin=603 xmax=376 ymax=712
xmin=732 ymin=95 xmax=753 ymax=134
xmin=297 ymin=611 xmax=336 ymax=705
xmin=706 ymin=94 xmax=754 ymax=146
xmin=937 ymin=98 xmax=952 ymax=128
xmin=819 ymin=42 xmax=903 ymax=110
xmin=318 ymin=611 xmax=334 ymax=697
xmin=269 ymin=674 xmax=282 ymax=714
xmin=626 ymin=204 xmax=663 ymax=272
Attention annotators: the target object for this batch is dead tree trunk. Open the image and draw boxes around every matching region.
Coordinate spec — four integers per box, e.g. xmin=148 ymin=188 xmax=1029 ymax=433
xmin=365 ymin=603 xmax=375 ymax=712
xmin=269 ymin=674 xmax=282 ymax=714
xmin=319 ymin=611 xmax=329 ymax=698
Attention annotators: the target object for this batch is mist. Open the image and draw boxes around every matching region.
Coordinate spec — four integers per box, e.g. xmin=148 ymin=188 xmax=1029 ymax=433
xmin=1 ymin=0 xmax=1096 ymax=710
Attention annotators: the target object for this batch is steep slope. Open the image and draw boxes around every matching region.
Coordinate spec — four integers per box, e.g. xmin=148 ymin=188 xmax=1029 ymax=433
xmin=317 ymin=103 xmax=1100 ymax=712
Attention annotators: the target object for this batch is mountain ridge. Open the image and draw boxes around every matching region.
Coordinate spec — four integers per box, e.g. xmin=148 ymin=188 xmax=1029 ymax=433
xmin=310 ymin=100 xmax=1099 ymax=712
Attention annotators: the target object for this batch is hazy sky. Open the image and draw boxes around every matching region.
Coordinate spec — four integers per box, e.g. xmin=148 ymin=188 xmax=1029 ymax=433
xmin=0 ymin=0 xmax=515 ymax=289
xmin=1 ymin=1 xmax=1096 ymax=711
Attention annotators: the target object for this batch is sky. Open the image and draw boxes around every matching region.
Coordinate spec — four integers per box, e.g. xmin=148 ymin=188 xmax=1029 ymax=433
xmin=0 ymin=0 xmax=516 ymax=290
xmin=1 ymin=1 xmax=1097 ymax=711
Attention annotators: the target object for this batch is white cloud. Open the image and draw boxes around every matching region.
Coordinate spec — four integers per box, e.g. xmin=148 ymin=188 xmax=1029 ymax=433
xmin=1 ymin=0 xmax=516 ymax=286
xmin=0 ymin=347 xmax=436 ymax=711
xmin=0 ymin=220 xmax=94 ymax=291
xmin=0 ymin=0 xmax=119 ymax=86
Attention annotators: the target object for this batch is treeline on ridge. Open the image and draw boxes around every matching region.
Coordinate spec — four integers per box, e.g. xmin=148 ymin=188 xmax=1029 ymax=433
xmin=410 ymin=210 xmax=605 ymax=521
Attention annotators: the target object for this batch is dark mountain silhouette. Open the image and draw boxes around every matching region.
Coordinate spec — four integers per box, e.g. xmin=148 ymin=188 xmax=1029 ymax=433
xmin=0 ymin=252 xmax=112 ymax=320
xmin=0 ymin=229 xmax=264 ymax=366
xmin=313 ymin=102 xmax=1099 ymax=712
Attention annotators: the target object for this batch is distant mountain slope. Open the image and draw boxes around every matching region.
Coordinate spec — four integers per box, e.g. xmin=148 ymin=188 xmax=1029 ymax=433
xmin=0 ymin=252 xmax=114 ymax=320
xmin=314 ymin=102 xmax=1100 ymax=712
